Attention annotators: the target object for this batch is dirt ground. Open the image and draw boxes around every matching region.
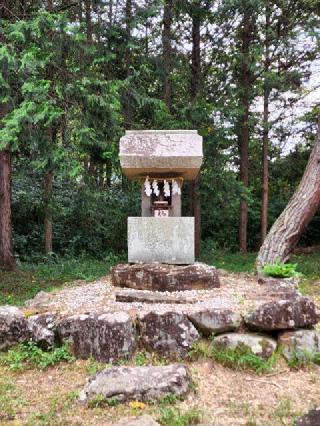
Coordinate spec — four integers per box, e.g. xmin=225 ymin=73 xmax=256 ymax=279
xmin=1 ymin=356 xmax=320 ymax=426
xmin=1 ymin=271 xmax=320 ymax=426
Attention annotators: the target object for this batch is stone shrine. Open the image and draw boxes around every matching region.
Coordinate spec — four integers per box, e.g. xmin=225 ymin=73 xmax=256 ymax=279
xmin=119 ymin=130 xmax=203 ymax=264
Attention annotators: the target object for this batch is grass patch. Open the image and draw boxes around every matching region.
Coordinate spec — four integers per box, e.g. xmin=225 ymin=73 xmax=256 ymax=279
xmin=189 ymin=340 xmax=279 ymax=374
xmin=0 ymin=254 xmax=123 ymax=305
xmin=0 ymin=341 xmax=75 ymax=371
xmin=286 ymin=350 xmax=320 ymax=370
xmin=158 ymin=407 xmax=202 ymax=426
xmin=88 ymin=395 xmax=120 ymax=409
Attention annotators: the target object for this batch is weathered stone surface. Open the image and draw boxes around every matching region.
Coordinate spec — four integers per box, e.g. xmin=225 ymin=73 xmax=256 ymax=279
xmin=115 ymin=415 xmax=160 ymax=426
xmin=27 ymin=313 xmax=57 ymax=349
xmin=139 ymin=312 xmax=200 ymax=359
xmin=213 ymin=333 xmax=277 ymax=359
xmin=119 ymin=130 xmax=203 ymax=181
xmin=57 ymin=312 xmax=137 ymax=362
xmin=79 ymin=364 xmax=190 ymax=405
xmin=258 ymin=275 xmax=300 ymax=288
xmin=278 ymin=329 xmax=320 ymax=361
xmin=297 ymin=407 xmax=320 ymax=426
xmin=188 ymin=309 xmax=242 ymax=336
xmin=245 ymin=297 xmax=319 ymax=331
xmin=0 ymin=306 xmax=29 ymax=350
xmin=128 ymin=217 xmax=195 ymax=264
xmin=116 ymin=290 xmax=196 ymax=304
xmin=112 ymin=263 xmax=220 ymax=292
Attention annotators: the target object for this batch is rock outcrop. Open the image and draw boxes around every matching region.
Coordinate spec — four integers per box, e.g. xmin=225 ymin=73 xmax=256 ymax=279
xmin=213 ymin=332 xmax=277 ymax=359
xmin=188 ymin=309 xmax=242 ymax=336
xmin=245 ymin=297 xmax=318 ymax=331
xmin=79 ymin=364 xmax=191 ymax=404
xmin=112 ymin=263 xmax=220 ymax=292
xmin=58 ymin=311 xmax=137 ymax=362
xmin=0 ymin=306 xmax=28 ymax=350
xmin=27 ymin=313 xmax=57 ymax=349
xmin=139 ymin=311 xmax=199 ymax=359
xmin=278 ymin=329 xmax=320 ymax=361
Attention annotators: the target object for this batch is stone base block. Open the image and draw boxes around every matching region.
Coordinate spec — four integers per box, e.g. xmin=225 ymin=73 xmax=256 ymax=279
xmin=128 ymin=217 xmax=194 ymax=264
xmin=112 ymin=262 xmax=220 ymax=292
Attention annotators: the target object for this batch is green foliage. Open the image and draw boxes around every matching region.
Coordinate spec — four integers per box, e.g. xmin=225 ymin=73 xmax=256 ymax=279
xmin=286 ymin=350 xmax=320 ymax=369
xmin=87 ymin=395 xmax=120 ymax=409
xmin=0 ymin=256 xmax=121 ymax=306
xmin=0 ymin=342 xmax=75 ymax=371
xmin=159 ymin=407 xmax=202 ymax=426
xmin=262 ymin=262 xmax=300 ymax=278
xmin=189 ymin=340 xmax=279 ymax=374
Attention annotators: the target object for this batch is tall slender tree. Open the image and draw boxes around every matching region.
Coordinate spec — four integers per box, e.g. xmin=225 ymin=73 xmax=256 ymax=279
xmin=0 ymin=0 xmax=16 ymax=270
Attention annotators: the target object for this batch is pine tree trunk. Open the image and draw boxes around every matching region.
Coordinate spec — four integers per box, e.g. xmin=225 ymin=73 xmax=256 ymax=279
xmin=0 ymin=148 xmax=16 ymax=271
xmin=257 ymin=119 xmax=320 ymax=268
xmin=162 ymin=0 xmax=173 ymax=110
xmin=44 ymin=169 xmax=54 ymax=256
xmin=261 ymin=1 xmax=271 ymax=244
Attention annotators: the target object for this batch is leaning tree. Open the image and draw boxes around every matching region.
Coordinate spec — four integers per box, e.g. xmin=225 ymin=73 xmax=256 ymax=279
xmin=256 ymin=118 xmax=320 ymax=268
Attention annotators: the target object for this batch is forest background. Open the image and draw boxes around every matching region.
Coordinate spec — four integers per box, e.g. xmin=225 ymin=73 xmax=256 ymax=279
xmin=0 ymin=0 xmax=320 ymax=268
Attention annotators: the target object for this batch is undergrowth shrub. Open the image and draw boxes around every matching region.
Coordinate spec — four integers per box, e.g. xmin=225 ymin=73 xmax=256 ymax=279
xmin=189 ymin=340 xmax=279 ymax=374
xmin=0 ymin=341 xmax=75 ymax=370
xmin=262 ymin=262 xmax=300 ymax=278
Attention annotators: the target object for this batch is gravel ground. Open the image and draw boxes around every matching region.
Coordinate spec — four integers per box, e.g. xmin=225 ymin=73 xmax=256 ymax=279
xmin=24 ymin=270 xmax=300 ymax=318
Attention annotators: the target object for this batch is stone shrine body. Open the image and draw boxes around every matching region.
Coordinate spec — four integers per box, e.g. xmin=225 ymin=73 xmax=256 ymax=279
xmin=119 ymin=130 xmax=203 ymax=265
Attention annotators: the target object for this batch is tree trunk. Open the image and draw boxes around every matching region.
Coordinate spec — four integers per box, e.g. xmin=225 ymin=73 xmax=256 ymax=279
xmin=257 ymin=119 xmax=320 ymax=268
xmin=162 ymin=0 xmax=173 ymax=110
xmin=123 ymin=0 xmax=132 ymax=129
xmin=0 ymin=2 xmax=15 ymax=270
xmin=0 ymin=148 xmax=16 ymax=270
xmin=190 ymin=1 xmax=201 ymax=259
xmin=44 ymin=169 xmax=54 ymax=255
xmin=261 ymin=1 xmax=271 ymax=244
xmin=238 ymin=9 xmax=252 ymax=253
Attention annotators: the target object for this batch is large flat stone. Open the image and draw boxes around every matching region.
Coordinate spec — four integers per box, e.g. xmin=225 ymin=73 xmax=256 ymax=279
xmin=57 ymin=312 xmax=137 ymax=362
xmin=245 ymin=297 xmax=319 ymax=331
xmin=128 ymin=217 xmax=195 ymax=264
xmin=188 ymin=309 xmax=242 ymax=336
xmin=115 ymin=289 xmax=196 ymax=304
xmin=79 ymin=364 xmax=191 ymax=404
xmin=112 ymin=262 xmax=220 ymax=292
xmin=0 ymin=306 xmax=29 ymax=350
xmin=139 ymin=311 xmax=200 ymax=359
xmin=120 ymin=130 xmax=203 ymax=181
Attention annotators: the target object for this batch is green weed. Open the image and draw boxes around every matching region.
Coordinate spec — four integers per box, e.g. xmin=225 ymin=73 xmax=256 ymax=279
xmin=262 ymin=262 xmax=300 ymax=278
xmin=189 ymin=340 xmax=279 ymax=374
xmin=0 ymin=341 xmax=75 ymax=371
xmin=159 ymin=407 xmax=202 ymax=426
xmin=88 ymin=395 xmax=120 ymax=409
xmin=286 ymin=349 xmax=320 ymax=369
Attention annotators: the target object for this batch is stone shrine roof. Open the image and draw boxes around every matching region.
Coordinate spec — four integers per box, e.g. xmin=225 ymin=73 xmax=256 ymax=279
xmin=119 ymin=130 xmax=203 ymax=181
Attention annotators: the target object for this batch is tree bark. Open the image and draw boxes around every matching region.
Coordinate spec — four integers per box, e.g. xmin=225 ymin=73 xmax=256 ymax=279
xmin=261 ymin=1 xmax=271 ymax=244
xmin=44 ymin=169 xmax=54 ymax=255
xmin=162 ymin=0 xmax=173 ymax=110
xmin=190 ymin=1 xmax=201 ymax=259
xmin=238 ymin=8 xmax=252 ymax=253
xmin=123 ymin=0 xmax=132 ymax=129
xmin=0 ymin=1 xmax=16 ymax=271
xmin=0 ymin=148 xmax=16 ymax=270
xmin=257 ymin=119 xmax=320 ymax=268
